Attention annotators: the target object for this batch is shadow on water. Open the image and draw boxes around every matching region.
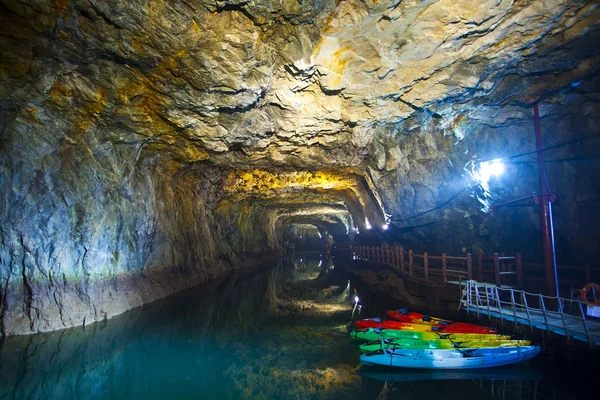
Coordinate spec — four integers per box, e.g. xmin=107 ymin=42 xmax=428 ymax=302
xmin=0 ymin=253 xmax=592 ymax=400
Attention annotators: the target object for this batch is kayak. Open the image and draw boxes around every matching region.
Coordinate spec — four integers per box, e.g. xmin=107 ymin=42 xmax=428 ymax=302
xmin=359 ymin=364 xmax=544 ymax=382
xmin=359 ymin=338 xmax=532 ymax=353
xmin=355 ymin=318 xmax=496 ymax=334
xmin=387 ymin=309 xmax=487 ymax=331
xmin=359 ymin=346 xmax=541 ymax=369
xmin=350 ymin=328 xmax=510 ymax=342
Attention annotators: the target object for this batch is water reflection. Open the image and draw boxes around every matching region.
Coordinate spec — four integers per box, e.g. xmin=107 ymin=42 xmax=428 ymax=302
xmin=0 ymin=264 xmax=283 ymax=400
xmin=359 ymin=364 xmax=544 ymax=382
xmin=0 ymin=253 xmax=590 ymax=400
xmin=0 ymin=254 xmax=361 ymax=400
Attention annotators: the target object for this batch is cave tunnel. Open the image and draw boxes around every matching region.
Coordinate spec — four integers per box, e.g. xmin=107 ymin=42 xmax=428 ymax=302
xmin=1 ymin=0 xmax=600 ymax=398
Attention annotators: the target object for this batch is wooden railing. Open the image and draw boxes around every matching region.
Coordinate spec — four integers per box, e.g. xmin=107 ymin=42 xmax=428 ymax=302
xmin=350 ymin=245 xmax=599 ymax=290
xmin=351 ymin=245 xmax=476 ymax=283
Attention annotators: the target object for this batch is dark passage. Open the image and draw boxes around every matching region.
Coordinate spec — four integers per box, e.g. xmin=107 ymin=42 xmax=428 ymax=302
xmin=0 ymin=254 xmax=593 ymax=400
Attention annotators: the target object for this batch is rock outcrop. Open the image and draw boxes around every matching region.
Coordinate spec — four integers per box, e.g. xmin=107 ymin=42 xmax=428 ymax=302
xmin=1 ymin=0 xmax=599 ymax=334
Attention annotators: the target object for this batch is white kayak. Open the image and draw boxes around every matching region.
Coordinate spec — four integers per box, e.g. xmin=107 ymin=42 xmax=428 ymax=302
xmin=359 ymin=346 xmax=541 ymax=369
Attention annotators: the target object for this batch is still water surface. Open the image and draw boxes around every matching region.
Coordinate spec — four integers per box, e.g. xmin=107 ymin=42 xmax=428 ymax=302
xmin=0 ymin=253 xmax=592 ymax=399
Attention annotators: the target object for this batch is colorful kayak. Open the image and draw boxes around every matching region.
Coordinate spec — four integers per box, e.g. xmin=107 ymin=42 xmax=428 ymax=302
xmin=359 ymin=346 xmax=541 ymax=369
xmin=350 ymin=328 xmax=510 ymax=342
xmin=355 ymin=318 xmax=496 ymax=334
xmin=387 ymin=309 xmax=486 ymax=331
xmin=359 ymin=338 xmax=532 ymax=353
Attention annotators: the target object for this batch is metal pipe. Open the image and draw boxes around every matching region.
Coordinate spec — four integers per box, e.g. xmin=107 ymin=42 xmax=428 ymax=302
xmin=547 ymin=200 xmax=561 ymax=298
xmin=534 ymin=104 xmax=559 ymax=297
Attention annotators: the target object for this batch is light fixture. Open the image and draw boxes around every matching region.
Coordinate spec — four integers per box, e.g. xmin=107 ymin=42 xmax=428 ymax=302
xmin=472 ymin=158 xmax=505 ymax=191
xmin=482 ymin=159 xmax=505 ymax=177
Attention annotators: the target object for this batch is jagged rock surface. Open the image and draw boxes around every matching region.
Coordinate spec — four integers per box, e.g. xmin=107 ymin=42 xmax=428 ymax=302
xmin=1 ymin=0 xmax=600 ymax=334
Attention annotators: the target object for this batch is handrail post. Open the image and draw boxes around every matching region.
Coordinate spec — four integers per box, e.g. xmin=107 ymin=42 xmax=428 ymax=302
xmin=400 ymin=247 xmax=405 ymax=272
xmin=510 ymin=289 xmax=518 ymax=328
xmin=423 ymin=252 xmax=429 ymax=280
xmin=384 ymin=244 xmax=389 ymax=264
xmin=578 ymin=301 xmax=592 ymax=347
xmin=495 ymin=287 xmax=504 ymax=322
xmin=539 ymin=294 xmax=550 ymax=330
xmin=465 ymin=280 xmax=471 ymax=312
xmin=474 ymin=284 xmax=481 ymax=317
xmin=516 ymin=252 xmax=523 ymax=288
xmin=522 ymin=292 xmax=533 ymax=331
xmin=441 ymin=253 xmax=447 ymax=282
xmin=393 ymin=246 xmax=398 ymax=268
xmin=494 ymin=253 xmax=501 ymax=287
xmin=408 ymin=250 xmax=413 ymax=276
xmin=485 ymin=284 xmax=491 ymax=316
xmin=467 ymin=253 xmax=473 ymax=280
xmin=557 ymin=298 xmax=570 ymax=343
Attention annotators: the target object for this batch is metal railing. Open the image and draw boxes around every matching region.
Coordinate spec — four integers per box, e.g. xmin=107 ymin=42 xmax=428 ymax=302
xmin=460 ymin=280 xmax=600 ymax=347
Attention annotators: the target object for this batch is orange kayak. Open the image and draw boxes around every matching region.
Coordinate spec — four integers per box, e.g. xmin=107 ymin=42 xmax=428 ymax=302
xmin=387 ymin=309 xmax=494 ymax=332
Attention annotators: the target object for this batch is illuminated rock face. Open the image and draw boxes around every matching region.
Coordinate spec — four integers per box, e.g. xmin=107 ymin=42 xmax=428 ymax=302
xmin=1 ymin=0 xmax=599 ymax=334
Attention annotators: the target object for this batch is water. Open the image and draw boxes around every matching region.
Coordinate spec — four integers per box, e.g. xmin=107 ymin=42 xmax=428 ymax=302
xmin=0 ymin=253 xmax=593 ymax=400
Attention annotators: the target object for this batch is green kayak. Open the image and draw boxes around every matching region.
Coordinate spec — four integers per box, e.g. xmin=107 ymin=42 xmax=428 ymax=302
xmin=359 ymin=338 xmax=532 ymax=353
xmin=350 ymin=328 xmax=511 ymax=342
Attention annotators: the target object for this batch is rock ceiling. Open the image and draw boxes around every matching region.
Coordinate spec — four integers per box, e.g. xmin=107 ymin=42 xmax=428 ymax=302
xmin=2 ymin=0 xmax=600 ymax=234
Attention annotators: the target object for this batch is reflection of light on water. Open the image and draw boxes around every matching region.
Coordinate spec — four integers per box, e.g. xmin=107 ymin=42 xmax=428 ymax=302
xmin=318 ymin=260 xmax=322 ymax=268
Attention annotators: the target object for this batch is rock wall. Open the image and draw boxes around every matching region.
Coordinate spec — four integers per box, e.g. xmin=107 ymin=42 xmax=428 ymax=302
xmin=0 ymin=132 xmax=246 ymax=334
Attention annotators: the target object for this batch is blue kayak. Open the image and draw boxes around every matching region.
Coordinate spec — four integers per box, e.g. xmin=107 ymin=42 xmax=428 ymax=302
xmin=359 ymin=346 xmax=541 ymax=369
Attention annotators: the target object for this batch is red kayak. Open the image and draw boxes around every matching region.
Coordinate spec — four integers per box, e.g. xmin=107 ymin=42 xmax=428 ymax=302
xmin=355 ymin=318 xmax=496 ymax=334
xmin=387 ymin=309 xmax=494 ymax=332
